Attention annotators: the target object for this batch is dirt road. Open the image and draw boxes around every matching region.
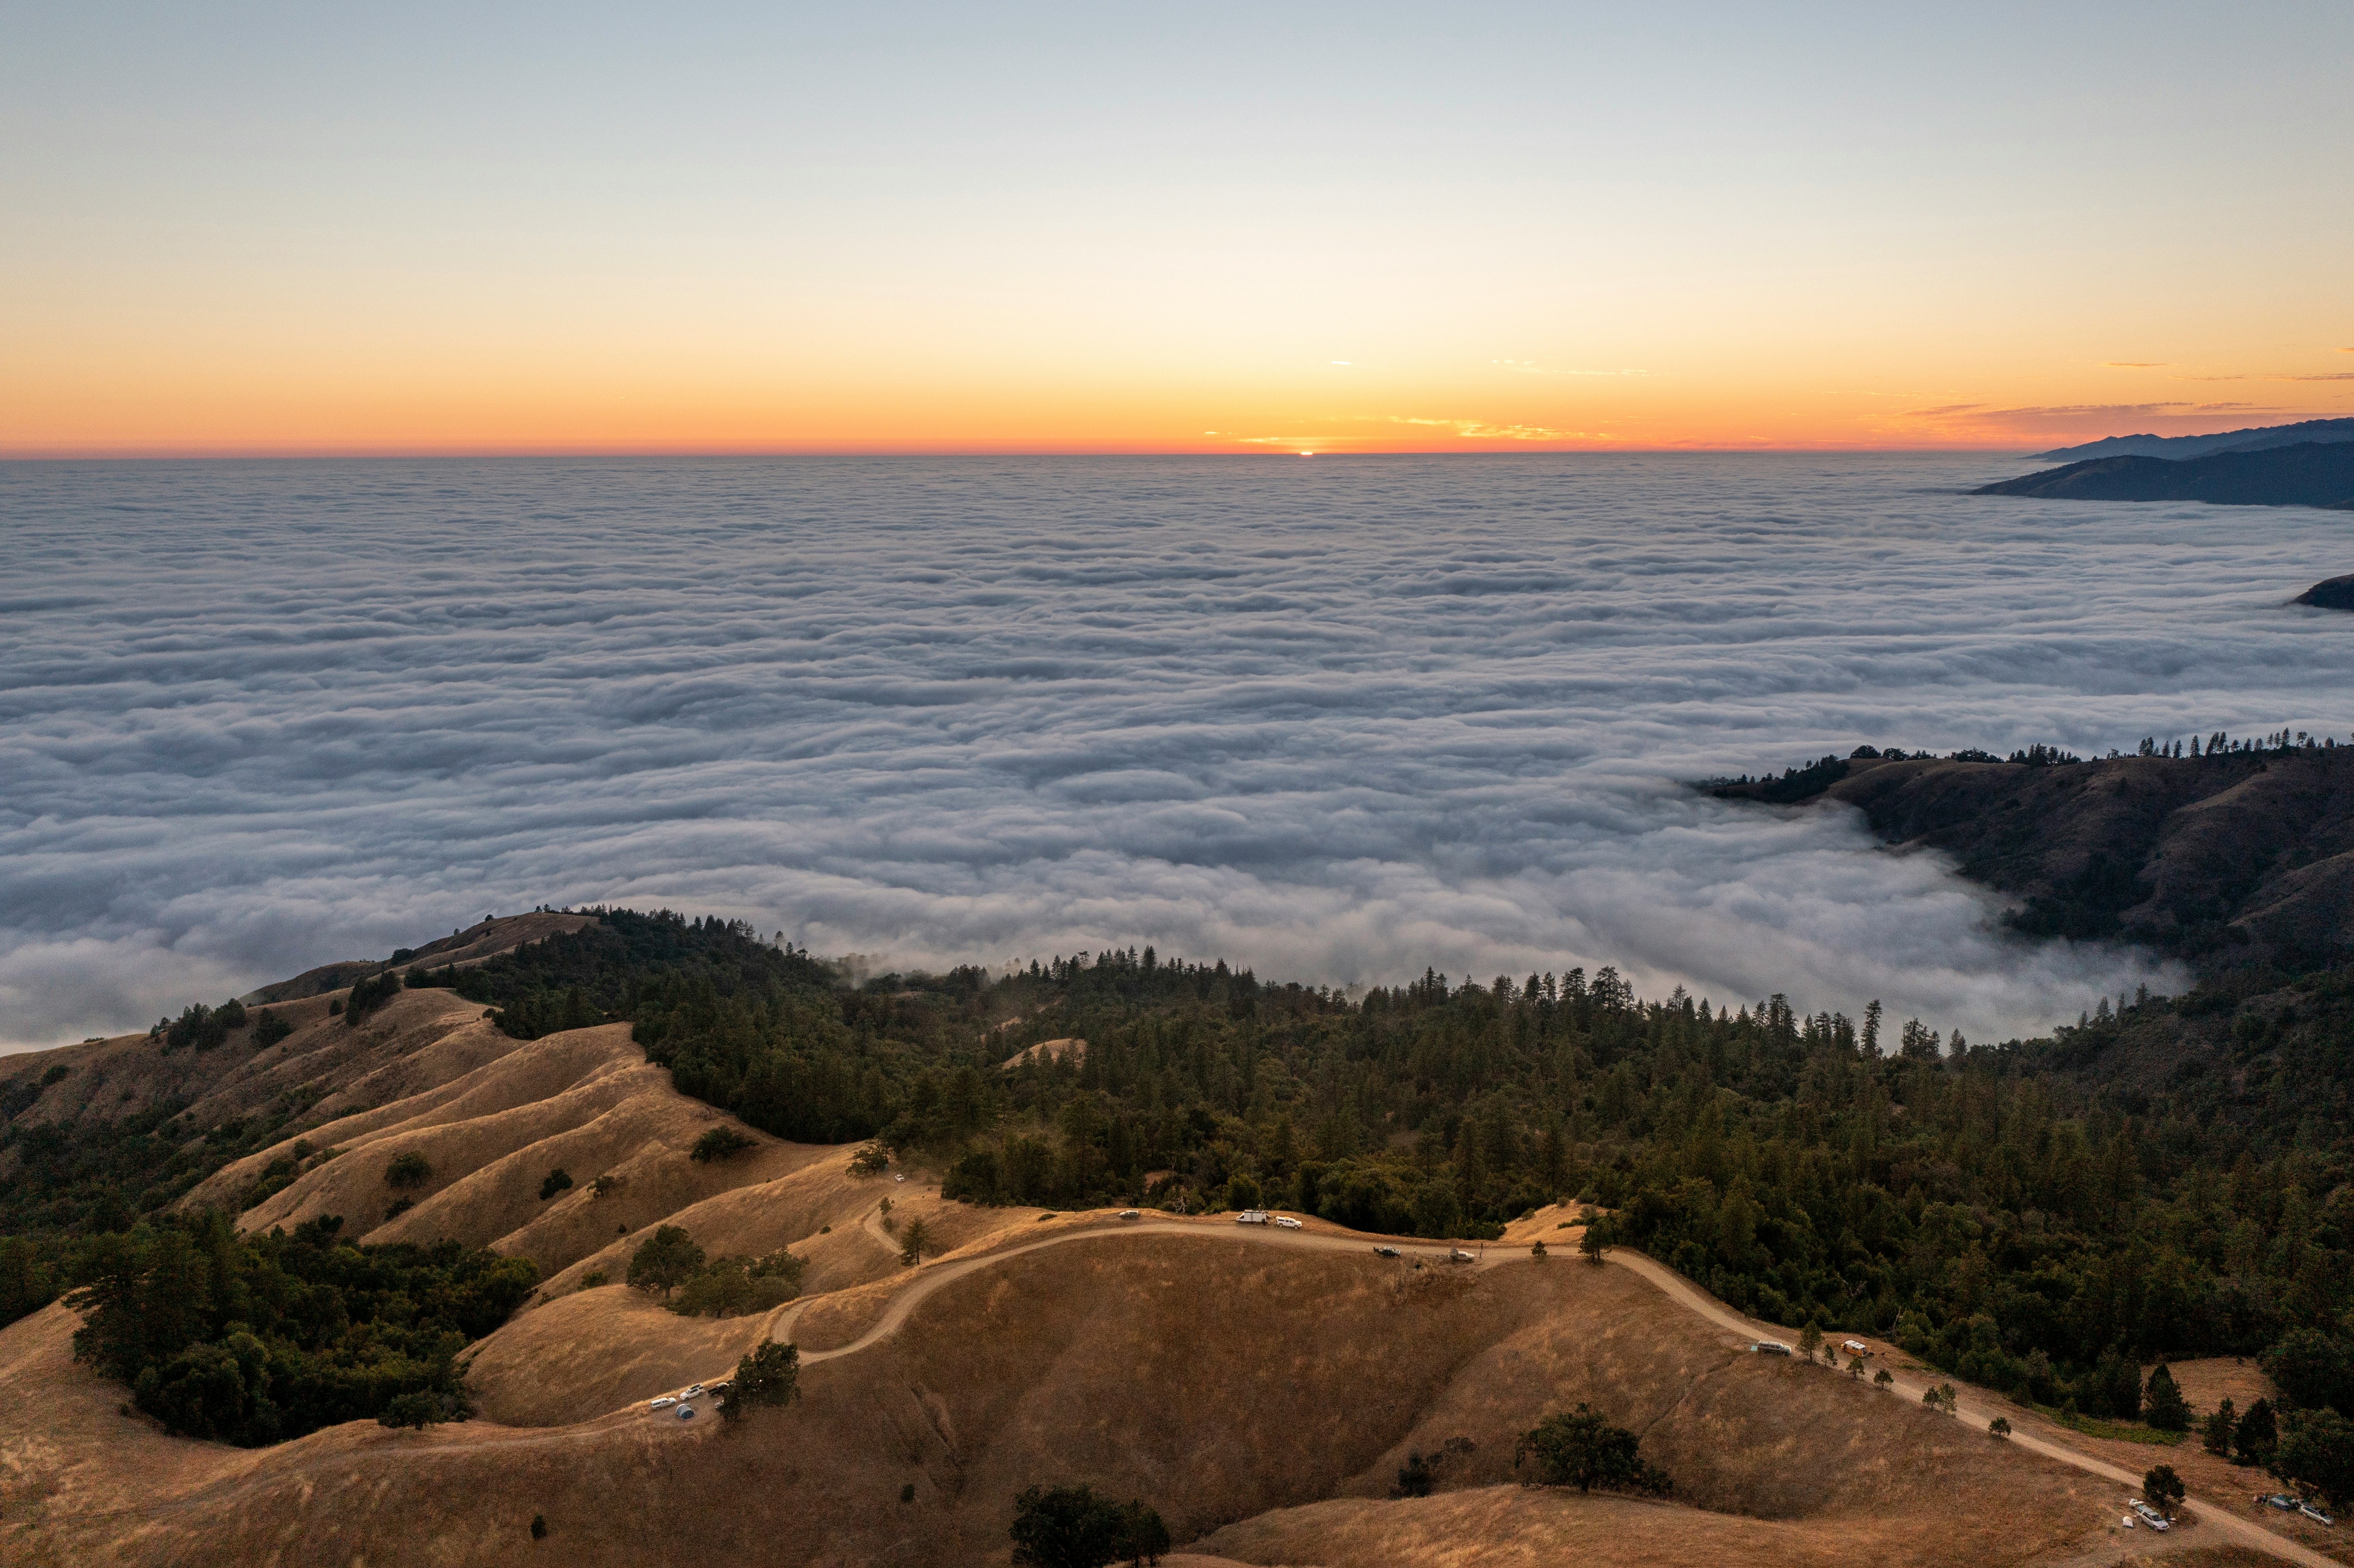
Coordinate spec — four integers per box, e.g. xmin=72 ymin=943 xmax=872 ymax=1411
xmin=681 ymin=1211 xmax=2335 ymax=1568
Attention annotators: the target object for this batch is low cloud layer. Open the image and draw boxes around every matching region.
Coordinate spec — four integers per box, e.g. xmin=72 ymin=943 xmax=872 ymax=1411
xmin=7 ymin=453 xmax=2351 ymax=1053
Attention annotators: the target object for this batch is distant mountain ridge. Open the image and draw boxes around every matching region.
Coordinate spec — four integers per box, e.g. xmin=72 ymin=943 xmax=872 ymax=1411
xmin=1974 ymin=440 xmax=2354 ymax=510
xmin=2033 ymin=416 xmax=2354 ymax=462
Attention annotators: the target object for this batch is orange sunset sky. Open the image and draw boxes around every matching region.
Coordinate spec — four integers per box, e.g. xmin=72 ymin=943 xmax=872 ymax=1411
xmin=5 ymin=4 xmax=2350 ymax=457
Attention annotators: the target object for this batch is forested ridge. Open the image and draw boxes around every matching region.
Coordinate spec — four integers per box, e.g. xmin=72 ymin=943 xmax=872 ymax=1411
xmin=9 ymin=905 xmax=2354 ymax=1456
xmin=428 ymin=911 xmax=2354 ymax=1421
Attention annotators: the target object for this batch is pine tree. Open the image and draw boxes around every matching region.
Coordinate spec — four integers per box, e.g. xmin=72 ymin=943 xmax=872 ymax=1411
xmin=2144 ymin=1364 xmax=2190 ymax=1433
xmin=2204 ymin=1397 xmax=2237 ymax=1456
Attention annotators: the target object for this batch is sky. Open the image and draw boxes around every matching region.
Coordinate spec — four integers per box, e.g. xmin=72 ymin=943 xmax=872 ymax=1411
xmin=4 ymin=2 xmax=2351 ymax=456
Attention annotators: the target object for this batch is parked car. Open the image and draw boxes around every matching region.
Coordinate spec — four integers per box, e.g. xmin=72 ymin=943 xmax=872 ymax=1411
xmin=1448 ymin=1248 xmax=1475 ymax=1263
xmin=2262 ymin=1493 xmax=2301 ymax=1511
xmin=1118 ymin=1209 xmax=1141 ymax=1220
xmin=893 ymin=1173 xmax=906 ymax=1183
xmin=1841 ymin=1340 xmax=1870 ymax=1356
xmin=683 ymin=1384 xmax=705 ymax=1398
xmin=1374 ymin=1245 xmax=1400 ymax=1258
xmin=2301 ymin=1504 xmax=2334 ymax=1526
xmin=1752 ymin=1341 xmax=1793 ymax=1356
xmin=1235 ymin=1209 xmax=1270 ymax=1225
xmin=707 ymin=1381 xmax=732 ymax=1395
xmin=649 ymin=1396 xmax=677 ymax=1410
xmin=677 ymin=1404 xmax=696 ymax=1420
xmin=1272 ymin=1215 xmax=1303 ymax=1230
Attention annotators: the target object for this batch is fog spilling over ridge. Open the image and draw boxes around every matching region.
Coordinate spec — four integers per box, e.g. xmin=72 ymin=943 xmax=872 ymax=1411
xmin=6 ymin=453 xmax=2350 ymax=1052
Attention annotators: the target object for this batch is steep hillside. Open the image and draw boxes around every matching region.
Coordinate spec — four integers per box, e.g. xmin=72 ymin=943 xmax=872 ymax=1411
xmin=1973 ymin=441 xmax=2354 ymax=509
xmin=0 ymin=1234 xmax=2122 ymax=1568
xmin=1713 ymin=747 xmax=2354 ymax=966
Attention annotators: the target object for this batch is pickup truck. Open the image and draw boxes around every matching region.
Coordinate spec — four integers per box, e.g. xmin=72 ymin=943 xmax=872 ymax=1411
xmin=1272 ymin=1215 xmax=1302 ymax=1230
xmin=1448 ymin=1248 xmax=1475 ymax=1264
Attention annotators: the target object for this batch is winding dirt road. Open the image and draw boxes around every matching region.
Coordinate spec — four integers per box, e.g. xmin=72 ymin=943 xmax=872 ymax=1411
xmin=679 ymin=1210 xmax=2337 ymax=1568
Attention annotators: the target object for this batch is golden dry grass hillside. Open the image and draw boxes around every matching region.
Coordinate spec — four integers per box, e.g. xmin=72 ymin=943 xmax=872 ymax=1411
xmin=3 ymin=1226 xmax=2151 ymax=1568
xmin=1 ymin=931 xmax=2327 ymax=1568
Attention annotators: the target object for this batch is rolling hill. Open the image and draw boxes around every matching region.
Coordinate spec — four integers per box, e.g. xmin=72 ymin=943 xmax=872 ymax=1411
xmin=1974 ymin=441 xmax=2354 ymax=509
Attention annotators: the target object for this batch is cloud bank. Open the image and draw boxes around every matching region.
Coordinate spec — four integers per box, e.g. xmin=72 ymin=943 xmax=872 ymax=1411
xmin=6 ymin=452 xmax=2351 ymax=1053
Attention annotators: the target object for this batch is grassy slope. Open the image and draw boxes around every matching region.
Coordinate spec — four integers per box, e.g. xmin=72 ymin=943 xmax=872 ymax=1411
xmin=0 ymin=1238 xmax=2115 ymax=1568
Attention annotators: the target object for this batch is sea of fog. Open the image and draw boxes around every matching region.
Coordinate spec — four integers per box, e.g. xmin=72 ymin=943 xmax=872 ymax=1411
xmin=6 ymin=453 xmax=2352 ymax=1054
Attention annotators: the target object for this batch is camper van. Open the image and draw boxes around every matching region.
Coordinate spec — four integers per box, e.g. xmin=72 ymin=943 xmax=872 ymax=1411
xmin=1235 ymin=1209 xmax=1270 ymax=1225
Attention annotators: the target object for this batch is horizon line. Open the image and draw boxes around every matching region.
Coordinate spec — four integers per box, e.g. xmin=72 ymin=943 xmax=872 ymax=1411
xmin=2 ymin=444 xmax=2053 ymax=463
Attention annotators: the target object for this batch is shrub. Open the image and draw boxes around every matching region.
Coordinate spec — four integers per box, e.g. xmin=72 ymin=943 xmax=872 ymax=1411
xmin=252 ymin=1010 xmax=294 ymax=1048
xmin=898 ymin=1219 xmax=930 ymax=1269
xmin=383 ymin=1197 xmax=414 ymax=1221
xmin=530 ymin=1513 xmax=547 ymax=1540
xmin=1989 ymin=1416 xmax=2011 ymax=1438
xmin=2205 ymin=1397 xmax=2237 ymax=1456
xmin=539 ymin=1168 xmax=573 ymax=1201
xmin=850 ymin=1145 xmax=892 ymax=1176
xmin=379 ymin=1390 xmax=454 ymax=1430
xmin=626 ymin=1226 xmax=705 ymax=1298
xmin=2274 ymin=1409 xmax=2354 ymax=1513
xmin=1513 ymin=1404 xmax=1671 ymax=1495
xmin=670 ymin=1250 xmax=806 ymax=1318
xmin=691 ymin=1126 xmax=756 ymax=1164
xmin=2142 ymin=1462 xmax=2186 ymax=1520
xmin=579 ymin=1271 xmax=607 ymax=1289
xmin=1008 ymin=1484 xmax=1169 ymax=1568
xmin=384 ymin=1152 xmax=433 ymax=1190
xmin=2239 ymin=1397 xmax=2279 ymax=1464
xmin=344 ymin=971 xmax=403 ymax=1026
xmin=719 ymin=1341 xmax=800 ymax=1422
xmin=1394 ymin=1451 xmax=1436 ymax=1497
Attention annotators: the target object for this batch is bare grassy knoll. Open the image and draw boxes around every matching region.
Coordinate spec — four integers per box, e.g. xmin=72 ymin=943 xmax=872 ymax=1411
xmin=1 ymin=1232 xmax=2136 ymax=1568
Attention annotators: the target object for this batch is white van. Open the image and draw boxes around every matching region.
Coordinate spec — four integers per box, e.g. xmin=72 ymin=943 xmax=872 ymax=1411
xmin=1235 ymin=1210 xmax=1270 ymax=1225
xmin=649 ymin=1396 xmax=677 ymax=1410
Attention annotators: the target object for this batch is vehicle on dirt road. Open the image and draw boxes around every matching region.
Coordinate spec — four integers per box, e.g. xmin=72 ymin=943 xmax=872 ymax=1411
xmin=1448 ymin=1248 xmax=1475 ymax=1263
xmin=1272 ymin=1215 xmax=1302 ymax=1230
xmin=2262 ymin=1494 xmax=2299 ymax=1510
xmin=1752 ymin=1341 xmax=1793 ymax=1356
xmin=1235 ymin=1210 xmax=1270 ymax=1225
xmin=1118 ymin=1210 xmax=1140 ymax=1220
xmin=2302 ymin=1504 xmax=2334 ymax=1526
xmin=1374 ymin=1246 xmax=1400 ymax=1258
xmin=648 ymin=1396 xmax=677 ymax=1410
